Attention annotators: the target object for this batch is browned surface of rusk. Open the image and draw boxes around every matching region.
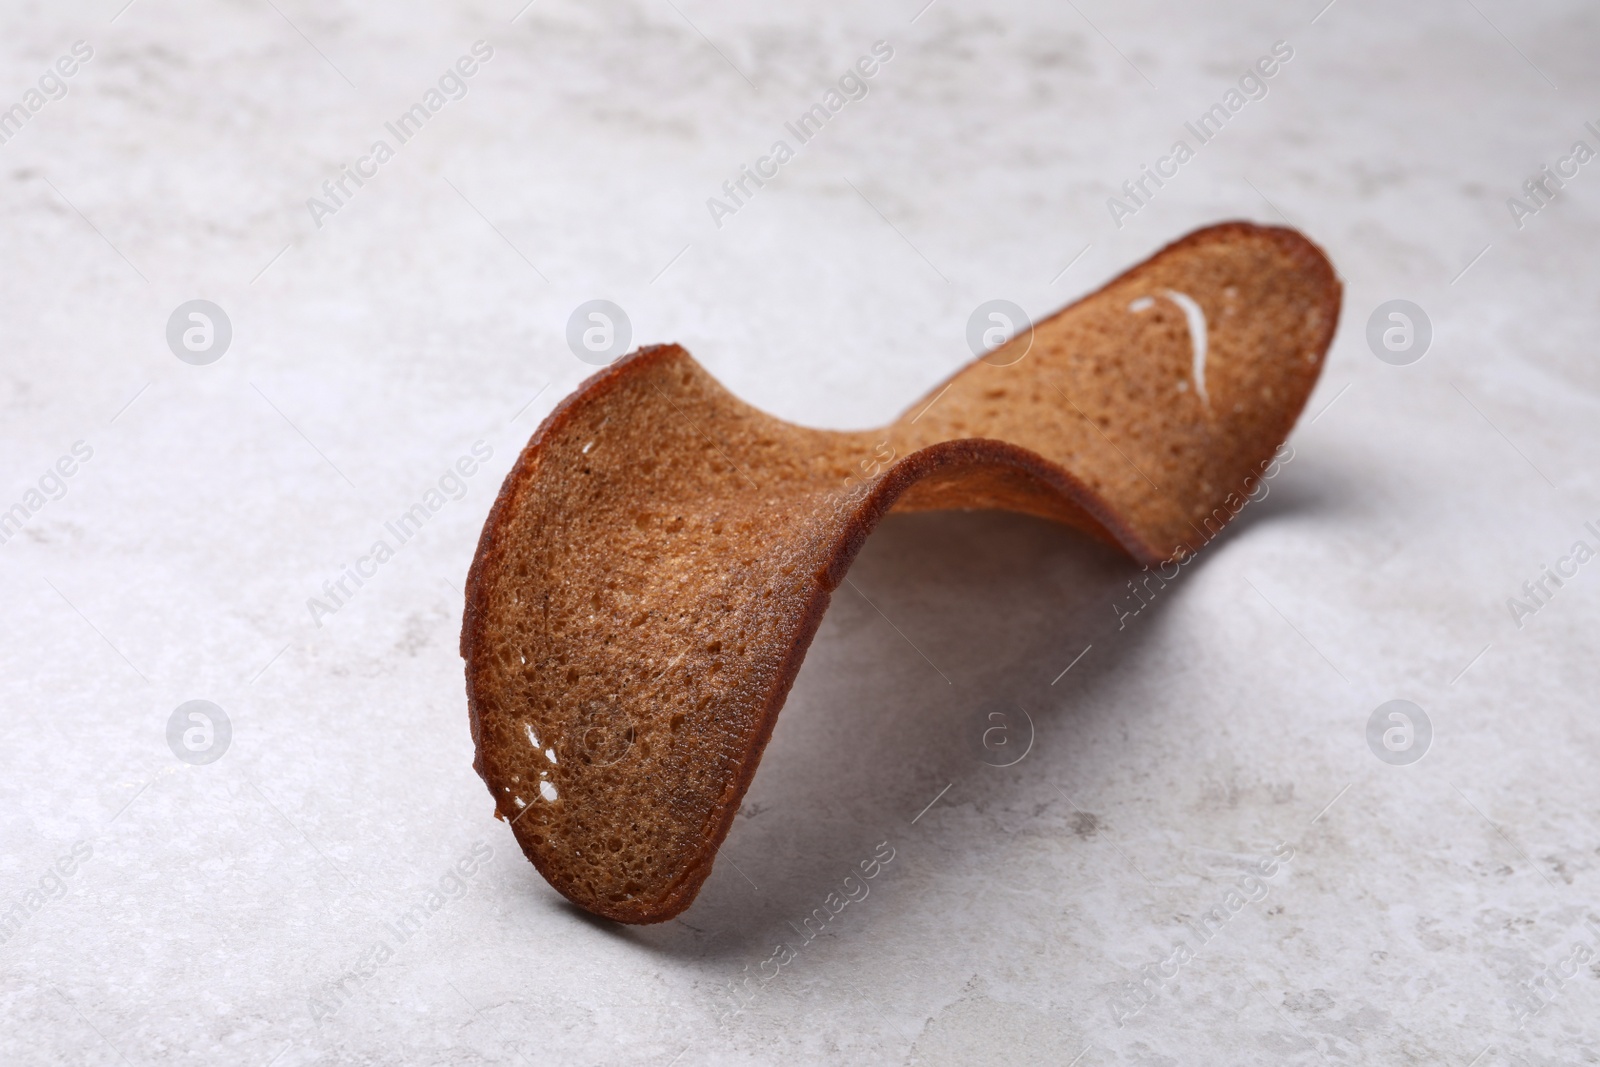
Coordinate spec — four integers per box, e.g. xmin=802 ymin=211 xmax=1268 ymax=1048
xmin=461 ymin=222 xmax=1341 ymax=922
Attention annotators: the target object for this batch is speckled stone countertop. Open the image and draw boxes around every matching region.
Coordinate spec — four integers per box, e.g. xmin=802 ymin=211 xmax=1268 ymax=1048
xmin=3 ymin=1 xmax=1598 ymax=1063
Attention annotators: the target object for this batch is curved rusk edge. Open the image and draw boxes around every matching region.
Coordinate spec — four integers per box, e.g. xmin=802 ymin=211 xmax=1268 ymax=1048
xmin=463 ymin=222 xmax=1342 ymax=923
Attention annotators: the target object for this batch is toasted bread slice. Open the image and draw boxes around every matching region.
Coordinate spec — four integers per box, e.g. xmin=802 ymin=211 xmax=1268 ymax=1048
xmin=462 ymin=222 xmax=1340 ymax=923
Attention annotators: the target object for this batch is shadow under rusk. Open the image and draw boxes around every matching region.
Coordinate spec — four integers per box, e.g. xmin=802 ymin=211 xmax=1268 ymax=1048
xmin=520 ymin=476 xmax=1313 ymax=965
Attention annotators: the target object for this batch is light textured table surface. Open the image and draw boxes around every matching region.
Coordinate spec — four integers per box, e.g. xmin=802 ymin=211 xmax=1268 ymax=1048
xmin=4 ymin=1 xmax=1599 ymax=1063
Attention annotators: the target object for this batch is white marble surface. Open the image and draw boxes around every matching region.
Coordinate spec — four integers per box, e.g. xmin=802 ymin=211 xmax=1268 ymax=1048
xmin=3 ymin=0 xmax=1599 ymax=1063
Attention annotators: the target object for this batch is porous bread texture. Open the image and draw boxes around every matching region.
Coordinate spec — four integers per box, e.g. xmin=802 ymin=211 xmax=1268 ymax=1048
xmin=462 ymin=222 xmax=1341 ymax=923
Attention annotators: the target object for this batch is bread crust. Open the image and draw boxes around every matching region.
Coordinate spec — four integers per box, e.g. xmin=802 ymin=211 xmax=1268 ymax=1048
xmin=463 ymin=221 xmax=1341 ymax=923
